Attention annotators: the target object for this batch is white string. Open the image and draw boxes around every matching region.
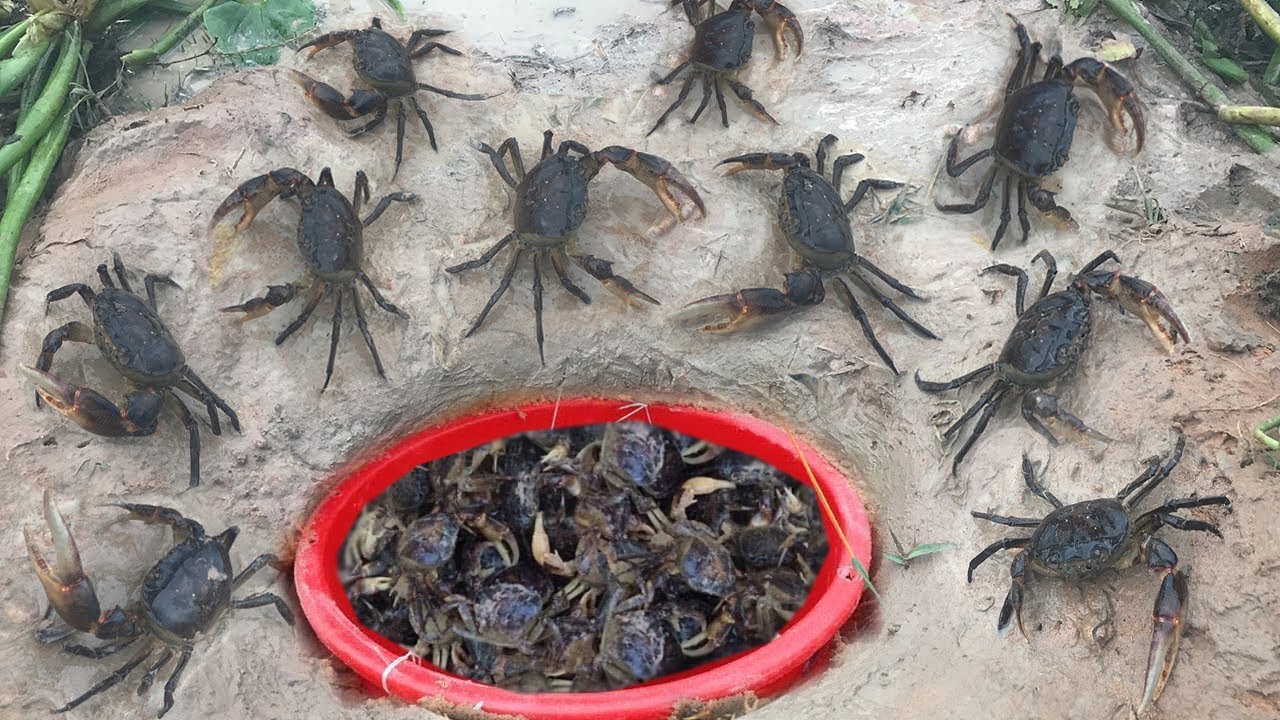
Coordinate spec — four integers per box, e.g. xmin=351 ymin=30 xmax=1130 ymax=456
xmin=616 ymin=402 xmax=652 ymax=424
xmin=380 ymin=651 xmax=416 ymax=694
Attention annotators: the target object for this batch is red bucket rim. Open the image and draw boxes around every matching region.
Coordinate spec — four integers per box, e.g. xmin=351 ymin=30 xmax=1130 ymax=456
xmin=294 ymin=398 xmax=872 ymax=720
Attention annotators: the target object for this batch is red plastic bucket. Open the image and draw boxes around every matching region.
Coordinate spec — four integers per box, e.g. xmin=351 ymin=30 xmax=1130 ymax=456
xmin=294 ymin=399 xmax=872 ymax=719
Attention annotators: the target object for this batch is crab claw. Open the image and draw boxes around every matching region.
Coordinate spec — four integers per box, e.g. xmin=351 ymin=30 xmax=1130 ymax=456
xmin=678 ymin=271 xmax=824 ymax=332
xmin=743 ymin=0 xmax=804 ymax=58
xmin=288 ymin=69 xmax=385 ymax=122
xmin=1062 ymin=58 xmax=1145 ymax=155
xmin=592 ymin=146 xmax=707 ymax=221
xmin=1141 ymin=570 xmax=1188 ymax=713
xmin=572 ymin=254 xmax=660 ymax=307
xmin=1078 ymin=273 xmax=1191 ymax=353
xmin=210 ymin=166 xmax=313 ymax=233
xmin=26 ymin=490 xmax=101 ymax=635
xmin=21 ymin=365 xmax=162 ymax=437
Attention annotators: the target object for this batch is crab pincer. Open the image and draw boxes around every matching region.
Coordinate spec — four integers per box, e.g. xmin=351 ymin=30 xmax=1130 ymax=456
xmin=1074 ymin=270 xmax=1191 ymax=353
xmin=680 ymin=271 xmax=824 ymax=333
xmin=26 ymin=490 xmax=136 ymax=639
xmin=741 ymin=0 xmax=805 ymax=58
xmin=592 ymin=146 xmax=707 ymax=222
xmin=1142 ymin=568 xmax=1188 ymax=713
xmin=1061 ymin=57 xmax=1146 ymax=155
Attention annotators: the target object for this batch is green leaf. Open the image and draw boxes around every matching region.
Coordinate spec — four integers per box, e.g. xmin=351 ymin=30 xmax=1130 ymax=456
xmin=380 ymin=0 xmax=404 ymax=21
xmin=1201 ymin=53 xmax=1248 ymax=85
xmin=904 ymin=542 xmax=958 ymax=560
xmin=204 ymin=0 xmax=316 ymax=66
xmin=883 ymin=552 xmax=907 ymax=567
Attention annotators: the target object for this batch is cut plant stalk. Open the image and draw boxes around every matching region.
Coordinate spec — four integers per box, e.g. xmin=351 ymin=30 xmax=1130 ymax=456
xmin=1219 ymin=105 xmax=1280 ymax=125
xmin=0 ymin=99 xmax=74 ymax=327
xmin=121 ymin=0 xmax=224 ymax=68
xmin=1100 ymin=0 xmax=1276 ymax=153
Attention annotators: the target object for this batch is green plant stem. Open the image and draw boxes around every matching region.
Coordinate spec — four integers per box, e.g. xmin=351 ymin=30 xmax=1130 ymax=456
xmin=121 ymin=0 xmax=221 ymax=68
xmin=1219 ymin=105 xmax=1280 ymax=125
xmin=0 ymin=17 xmax=32 ymax=57
xmin=1238 ymin=0 xmax=1280 ymax=45
xmin=85 ymin=0 xmax=155 ymax=36
xmin=148 ymin=0 xmax=203 ymax=14
xmin=6 ymin=37 xmax=56 ymax=207
xmin=0 ymin=25 xmax=77 ymax=182
xmin=1257 ymin=416 xmax=1280 ymax=451
xmin=1100 ymin=0 xmax=1276 ymax=153
xmin=0 ymin=99 xmax=74 ymax=328
xmin=0 ymin=33 xmax=53 ymax=96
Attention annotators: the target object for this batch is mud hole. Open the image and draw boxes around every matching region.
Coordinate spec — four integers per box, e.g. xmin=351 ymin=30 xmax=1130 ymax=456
xmin=0 ymin=1 xmax=1277 ymax=719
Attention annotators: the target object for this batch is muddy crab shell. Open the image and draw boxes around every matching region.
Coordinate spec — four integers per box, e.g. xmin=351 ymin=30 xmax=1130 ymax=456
xmin=296 ymin=399 xmax=871 ymax=720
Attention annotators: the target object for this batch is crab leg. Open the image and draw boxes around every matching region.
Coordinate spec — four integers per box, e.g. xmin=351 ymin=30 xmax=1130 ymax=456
xmin=1061 ymin=57 xmax=1145 ymax=155
xmin=591 ymin=146 xmax=707 ymax=221
xmin=679 ymin=269 xmax=823 ymax=332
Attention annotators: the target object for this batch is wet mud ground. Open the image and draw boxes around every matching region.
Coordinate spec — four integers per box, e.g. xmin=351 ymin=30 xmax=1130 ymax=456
xmin=0 ymin=0 xmax=1277 ymax=718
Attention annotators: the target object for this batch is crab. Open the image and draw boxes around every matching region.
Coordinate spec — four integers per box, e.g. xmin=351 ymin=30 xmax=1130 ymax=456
xmin=25 ymin=491 xmax=292 ymax=717
xmin=445 ymin=130 xmax=705 ymax=362
xmin=915 ymin=250 xmax=1190 ymax=475
xmin=936 ymin=16 xmax=1145 ymax=249
xmin=291 ymin=17 xmax=486 ymax=176
xmin=680 ymin=134 xmax=937 ymax=374
xmin=23 ymin=253 xmax=238 ymax=488
xmin=648 ymin=0 xmax=803 ymax=135
xmin=968 ymin=435 xmax=1229 ymax=713
xmin=211 ymin=166 xmax=415 ymax=390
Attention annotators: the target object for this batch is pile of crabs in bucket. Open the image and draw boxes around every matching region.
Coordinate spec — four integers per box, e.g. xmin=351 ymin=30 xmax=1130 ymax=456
xmin=339 ymin=419 xmax=838 ymax=693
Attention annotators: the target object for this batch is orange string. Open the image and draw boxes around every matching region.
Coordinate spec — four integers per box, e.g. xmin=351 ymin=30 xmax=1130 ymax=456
xmin=785 ymin=428 xmax=859 ymax=570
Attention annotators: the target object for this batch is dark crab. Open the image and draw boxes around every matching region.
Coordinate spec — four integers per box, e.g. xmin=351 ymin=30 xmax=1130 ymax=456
xmin=680 ymin=134 xmax=936 ymax=374
xmin=292 ymin=17 xmax=487 ymax=176
xmin=968 ymin=435 xmax=1229 ymax=713
xmin=916 ymin=250 xmax=1189 ymax=475
xmin=211 ymin=167 xmax=415 ymax=390
xmin=22 ymin=253 xmax=238 ymax=488
xmin=936 ymin=16 xmax=1145 ymax=249
xmin=25 ymin=491 xmax=292 ymax=717
xmin=446 ymin=130 xmax=705 ymax=362
xmin=649 ymin=0 xmax=803 ymax=134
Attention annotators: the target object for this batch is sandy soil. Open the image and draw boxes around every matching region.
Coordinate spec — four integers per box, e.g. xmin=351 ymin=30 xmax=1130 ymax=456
xmin=0 ymin=1 xmax=1277 ymax=718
